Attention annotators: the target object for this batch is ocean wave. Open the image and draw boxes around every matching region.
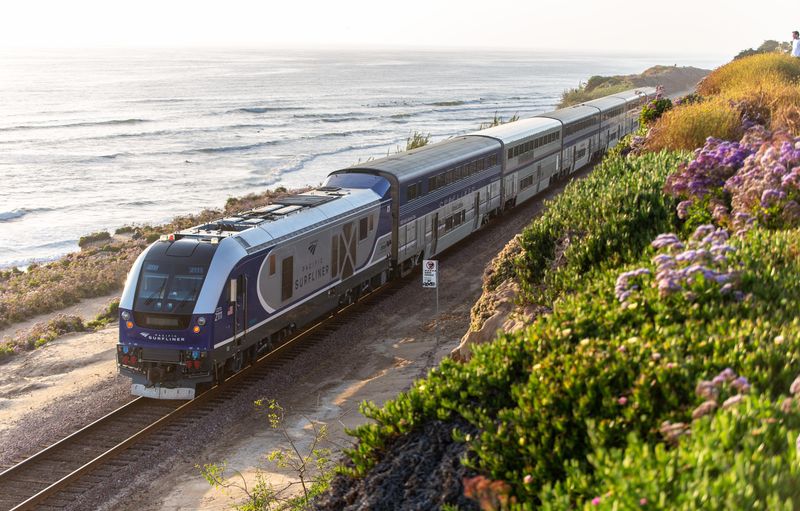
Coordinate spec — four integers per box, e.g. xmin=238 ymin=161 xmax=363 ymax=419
xmin=101 ymin=152 xmax=133 ymax=159
xmin=0 ymin=207 xmax=51 ymax=223
xmin=227 ymin=106 xmax=306 ymax=115
xmin=306 ymin=129 xmax=382 ymax=139
xmin=0 ymin=118 xmax=149 ymax=132
xmin=293 ymin=111 xmax=364 ymax=119
xmin=272 ymin=141 xmax=393 ymax=176
xmin=366 ymin=100 xmax=415 ymax=108
xmin=319 ymin=117 xmax=362 ymax=123
xmin=125 ymin=98 xmax=191 ymax=104
xmin=185 ymin=139 xmax=283 ymax=155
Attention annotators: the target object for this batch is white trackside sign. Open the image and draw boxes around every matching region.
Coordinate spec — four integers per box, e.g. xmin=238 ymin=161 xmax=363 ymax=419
xmin=422 ymin=259 xmax=438 ymax=288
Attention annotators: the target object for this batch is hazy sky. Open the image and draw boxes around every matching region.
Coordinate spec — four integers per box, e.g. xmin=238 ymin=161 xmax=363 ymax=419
xmin=0 ymin=0 xmax=791 ymax=59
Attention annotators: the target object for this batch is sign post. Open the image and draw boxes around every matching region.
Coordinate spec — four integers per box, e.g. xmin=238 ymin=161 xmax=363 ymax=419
xmin=422 ymin=260 xmax=439 ymax=341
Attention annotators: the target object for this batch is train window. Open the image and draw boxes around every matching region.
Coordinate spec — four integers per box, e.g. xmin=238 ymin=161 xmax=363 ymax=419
xmin=368 ymin=214 xmax=374 ymax=232
xmin=520 ymin=175 xmax=535 ymax=190
xmin=331 ymin=236 xmax=339 ymax=278
xmin=470 ymin=161 xmax=477 ymax=173
xmin=407 ymin=183 xmax=417 ymax=201
xmin=359 ymin=217 xmax=368 ymax=241
xmin=269 ymin=254 xmax=276 ymax=276
xmin=428 ymin=176 xmax=437 ymax=192
xmin=477 ymin=158 xmax=485 ymax=171
xmin=489 ymin=154 xmax=497 ymax=166
xmin=507 ymin=148 xmax=513 ymax=159
xmin=281 ymin=256 xmax=293 ymax=302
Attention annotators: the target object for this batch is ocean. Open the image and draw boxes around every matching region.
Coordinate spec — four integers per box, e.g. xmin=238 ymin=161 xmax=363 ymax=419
xmin=0 ymin=48 xmax=723 ymax=269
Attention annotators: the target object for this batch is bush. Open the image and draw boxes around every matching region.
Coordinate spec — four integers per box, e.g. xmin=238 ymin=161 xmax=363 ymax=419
xmin=639 ymin=98 xmax=673 ymax=126
xmin=406 ymin=131 xmax=431 ymax=151
xmin=514 ymin=151 xmax=686 ymax=306
xmin=77 ymin=230 xmax=111 ymax=248
xmin=540 ymin=396 xmax=800 ymax=510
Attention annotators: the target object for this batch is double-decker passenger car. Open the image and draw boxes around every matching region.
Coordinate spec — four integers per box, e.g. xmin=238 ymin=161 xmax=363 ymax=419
xmin=117 ymin=87 xmax=657 ymax=399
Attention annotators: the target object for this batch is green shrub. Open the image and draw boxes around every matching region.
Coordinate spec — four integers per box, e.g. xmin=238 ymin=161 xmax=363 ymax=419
xmin=514 ymin=151 xmax=686 ymax=306
xmin=540 ymin=395 xmax=800 ymax=510
xmin=344 ymin=226 xmax=800 ymax=507
xmin=640 ymin=98 xmax=673 ymax=125
xmin=406 ymin=131 xmax=431 ymax=151
xmin=77 ymin=230 xmax=111 ymax=248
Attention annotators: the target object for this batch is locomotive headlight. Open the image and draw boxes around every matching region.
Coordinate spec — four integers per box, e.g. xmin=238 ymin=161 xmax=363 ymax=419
xmin=121 ymin=310 xmax=131 ymax=321
xmin=197 ymin=316 xmax=207 ymax=326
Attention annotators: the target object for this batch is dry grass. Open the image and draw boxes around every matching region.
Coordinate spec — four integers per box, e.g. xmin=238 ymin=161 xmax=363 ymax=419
xmin=696 ymin=53 xmax=800 ymax=96
xmin=720 ymin=79 xmax=800 ymax=134
xmin=644 ymin=97 xmax=743 ymax=151
xmin=647 ymin=54 xmax=800 ymax=150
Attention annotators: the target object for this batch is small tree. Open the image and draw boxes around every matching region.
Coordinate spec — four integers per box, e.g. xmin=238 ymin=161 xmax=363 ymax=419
xmin=198 ymin=399 xmax=334 ymax=510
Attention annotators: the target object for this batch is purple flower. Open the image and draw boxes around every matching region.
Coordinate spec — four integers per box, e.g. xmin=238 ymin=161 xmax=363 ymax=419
xmin=651 ymin=233 xmax=682 ymax=249
xmin=729 ymin=376 xmax=750 ymax=394
xmin=696 ymin=380 xmax=719 ymax=400
xmin=723 ymin=394 xmax=744 ymax=409
xmin=761 ymin=188 xmax=787 ymax=207
xmin=677 ymin=200 xmax=693 ymax=219
xmin=692 ymin=400 xmax=718 ymax=419
xmin=790 ymin=375 xmax=800 ymax=395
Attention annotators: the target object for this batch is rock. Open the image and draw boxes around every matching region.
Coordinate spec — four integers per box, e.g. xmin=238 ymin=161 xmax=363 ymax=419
xmin=451 ymin=279 xmax=544 ymax=363
xmin=313 ymin=419 xmax=480 ymax=511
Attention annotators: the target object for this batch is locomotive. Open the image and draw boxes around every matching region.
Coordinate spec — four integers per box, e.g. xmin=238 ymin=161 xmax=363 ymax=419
xmin=117 ymin=87 xmax=656 ymax=399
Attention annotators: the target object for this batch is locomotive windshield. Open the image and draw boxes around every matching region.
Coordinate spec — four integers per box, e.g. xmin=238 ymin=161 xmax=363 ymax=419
xmin=134 ymin=261 xmax=207 ymax=316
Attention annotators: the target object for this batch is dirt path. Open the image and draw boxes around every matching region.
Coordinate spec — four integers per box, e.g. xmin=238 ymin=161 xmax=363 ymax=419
xmin=0 ymin=292 xmax=120 ymax=342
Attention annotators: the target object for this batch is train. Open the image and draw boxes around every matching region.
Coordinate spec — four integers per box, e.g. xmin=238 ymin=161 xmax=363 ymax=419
xmin=117 ymin=87 xmax=657 ymax=399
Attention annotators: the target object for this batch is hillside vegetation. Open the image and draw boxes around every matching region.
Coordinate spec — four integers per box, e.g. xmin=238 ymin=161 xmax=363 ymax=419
xmin=559 ymin=65 xmax=709 ymax=107
xmin=314 ymin=54 xmax=800 ymax=510
xmin=0 ymin=188 xmax=296 ymax=359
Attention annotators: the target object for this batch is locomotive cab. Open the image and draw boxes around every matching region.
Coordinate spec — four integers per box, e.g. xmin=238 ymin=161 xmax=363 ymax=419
xmin=117 ymin=238 xmax=218 ymax=399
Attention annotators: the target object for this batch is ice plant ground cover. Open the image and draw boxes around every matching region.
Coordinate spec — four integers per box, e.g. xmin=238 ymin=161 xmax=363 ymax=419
xmin=327 ymin=55 xmax=800 ymax=509
xmin=335 ymin=143 xmax=800 ymax=508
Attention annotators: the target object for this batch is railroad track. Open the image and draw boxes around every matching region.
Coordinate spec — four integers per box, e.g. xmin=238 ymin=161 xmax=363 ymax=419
xmin=0 ymin=281 xmax=401 ymax=511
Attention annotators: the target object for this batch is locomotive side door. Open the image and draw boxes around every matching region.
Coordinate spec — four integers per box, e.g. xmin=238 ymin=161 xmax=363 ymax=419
xmin=431 ymin=212 xmax=439 ymax=256
xmin=232 ymin=274 xmax=247 ymax=348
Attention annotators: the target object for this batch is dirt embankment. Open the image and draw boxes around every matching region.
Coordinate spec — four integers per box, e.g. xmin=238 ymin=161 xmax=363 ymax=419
xmin=559 ymin=65 xmax=711 ymax=107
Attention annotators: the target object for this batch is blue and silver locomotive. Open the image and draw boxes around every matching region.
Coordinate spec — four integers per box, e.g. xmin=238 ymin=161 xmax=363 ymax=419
xmin=117 ymin=87 xmax=657 ymax=399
